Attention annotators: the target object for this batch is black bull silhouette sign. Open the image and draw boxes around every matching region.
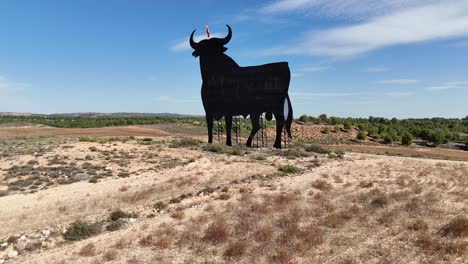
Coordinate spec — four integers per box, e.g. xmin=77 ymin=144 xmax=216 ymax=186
xmin=190 ymin=25 xmax=293 ymax=149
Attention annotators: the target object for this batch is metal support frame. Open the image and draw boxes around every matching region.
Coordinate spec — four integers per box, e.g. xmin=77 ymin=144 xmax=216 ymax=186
xmin=282 ymin=126 xmax=289 ymax=148
xmin=210 ymin=114 xmax=292 ymax=148
xmin=254 ymin=113 xmax=268 ymax=148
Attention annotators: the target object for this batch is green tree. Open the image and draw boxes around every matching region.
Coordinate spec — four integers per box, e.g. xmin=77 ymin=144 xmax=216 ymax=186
xmin=383 ymin=134 xmax=393 ymax=144
xmin=401 ymin=133 xmax=413 ymax=146
xmin=298 ymin=115 xmax=309 ymax=122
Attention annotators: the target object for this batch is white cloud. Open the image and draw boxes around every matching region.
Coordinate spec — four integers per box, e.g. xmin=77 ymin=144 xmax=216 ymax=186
xmin=365 ymin=67 xmax=390 ymax=73
xmin=265 ymin=1 xmax=468 ymax=57
xmin=377 ymin=79 xmax=420 ymax=85
xmin=426 ymin=81 xmax=466 ymax=91
xmin=384 ymin=91 xmax=415 ymax=97
xmin=171 ymin=33 xmax=222 ymax=52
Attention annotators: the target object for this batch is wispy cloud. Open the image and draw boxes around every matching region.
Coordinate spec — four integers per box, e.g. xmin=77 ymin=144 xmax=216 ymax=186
xmin=426 ymin=81 xmax=466 ymax=91
xmin=0 ymin=76 xmax=30 ymax=93
xmin=377 ymin=79 xmax=420 ymax=85
xmin=338 ymin=100 xmax=376 ymax=105
xmin=171 ymin=33 xmax=222 ymax=52
xmin=263 ymin=1 xmax=468 ymax=57
xmin=291 ymin=92 xmax=353 ymax=97
xmin=261 ymin=0 xmax=441 ymax=19
xmin=384 ymin=91 xmax=415 ymax=97
xmin=153 ymin=95 xmax=199 ymax=103
xmin=300 ymin=66 xmax=330 ymax=72
xmin=365 ymin=67 xmax=390 ymax=73
xmin=452 ymin=39 xmax=468 ymax=47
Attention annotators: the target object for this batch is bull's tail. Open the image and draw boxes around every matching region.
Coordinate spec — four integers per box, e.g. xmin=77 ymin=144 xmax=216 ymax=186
xmin=285 ymin=94 xmax=293 ymax=138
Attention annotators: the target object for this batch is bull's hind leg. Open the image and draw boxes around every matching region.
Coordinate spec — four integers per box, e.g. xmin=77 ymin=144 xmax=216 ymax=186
xmin=246 ymin=113 xmax=260 ymax=147
xmin=225 ymin=115 xmax=232 ymax=146
xmin=273 ymin=114 xmax=285 ymax=149
xmin=206 ymin=114 xmax=214 ymax=144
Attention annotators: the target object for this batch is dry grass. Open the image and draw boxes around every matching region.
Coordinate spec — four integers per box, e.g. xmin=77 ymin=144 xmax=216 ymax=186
xmin=438 ymin=216 xmax=468 ymax=238
xmin=224 ymin=240 xmax=248 ymax=259
xmin=311 ymin=180 xmax=333 ymax=190
xmin=203 ymin=220 xmax=229 ymax=244
xmin=102 ymin=249 xmax=118 ymax=261
xmin=78 ymin=243 xmax=97 ymax=257
xmin=170 ymin=210 xmax=185 ymax=220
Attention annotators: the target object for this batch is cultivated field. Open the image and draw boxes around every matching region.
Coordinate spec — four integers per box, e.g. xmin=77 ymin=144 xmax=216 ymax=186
xmin=0 ymin=124 xmax=467 ymax=264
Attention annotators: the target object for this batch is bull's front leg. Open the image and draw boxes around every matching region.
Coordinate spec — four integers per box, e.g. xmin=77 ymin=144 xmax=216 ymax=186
xmin=206 ymin=114 xmax=214 ymax=144
xmin=225 ymin=115 xmax=232 ymax=146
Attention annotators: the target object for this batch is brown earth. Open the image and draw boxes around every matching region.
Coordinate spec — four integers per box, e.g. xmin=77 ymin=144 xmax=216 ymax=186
xmin=0 ymin=129 xmax=466 ymax=263
xmin=0 ymin=126 xmax=170 ymax=138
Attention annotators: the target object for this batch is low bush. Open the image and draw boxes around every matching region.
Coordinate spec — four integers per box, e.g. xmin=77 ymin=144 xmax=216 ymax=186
xmin=63 ymin=220 xmax=101 ymax=241
xmin=170 ymin=138 xmax=200 ymax=148
xmin=110 ymin=209 xmax=128 ymax=221
xmin=304 ymin=144 xmax=329 ymax=154
xmin=278 ymin=165 xmax=301 ymax=173
xmin=357 ymin=131 xmax=367 ymax=140
xmin=203 ymin=143 xmax=224 ymax=153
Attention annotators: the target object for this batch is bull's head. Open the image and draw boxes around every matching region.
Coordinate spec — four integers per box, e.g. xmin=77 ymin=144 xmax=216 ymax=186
xmin=189 ymin=25 xmax=232 ymax=58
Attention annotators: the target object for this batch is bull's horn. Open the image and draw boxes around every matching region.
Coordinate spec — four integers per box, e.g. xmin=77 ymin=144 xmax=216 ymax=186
xmin=218 ymin=25 xmax=232 ymax=45
xmin=189 ymin=30 xmax=198 ymax=49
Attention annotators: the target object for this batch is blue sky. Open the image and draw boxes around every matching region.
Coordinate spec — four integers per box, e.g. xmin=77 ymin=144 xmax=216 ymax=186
xmin=1 ymin=0 xmax=467 ymax=118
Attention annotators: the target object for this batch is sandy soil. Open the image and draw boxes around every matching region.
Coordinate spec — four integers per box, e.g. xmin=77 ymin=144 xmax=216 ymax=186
xmin=330 ymin=144 xmax=468 ymax=161
xmin=0 ymin=127 xmax=467 ymax=263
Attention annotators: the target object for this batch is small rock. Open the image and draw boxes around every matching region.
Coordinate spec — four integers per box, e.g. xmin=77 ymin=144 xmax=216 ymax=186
xmin=41 ymin=230 xmax=50 ymax=237
xmin=7 ymin=249 xmax=18 ymax=258
xmin=19 ymin=235 xmax=27 ymax=241
xmin=105 ymin=167 xmax=113 ymax=171
xmin=0 ymin=242 xmax=7 ymax=248
xmin=128 ymin=218 xmax=137 ymax=223
xmin=72 ymin=173 xmax=89 ymax=181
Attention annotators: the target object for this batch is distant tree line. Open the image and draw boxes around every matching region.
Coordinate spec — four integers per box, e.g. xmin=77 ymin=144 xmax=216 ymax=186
xmin=0 ymin=115 xmax=204 ymax=128
xmin=1 ymin=114 xmax=467 ymax=147
xmin=298 ymin=114 xmax=468 ymax=146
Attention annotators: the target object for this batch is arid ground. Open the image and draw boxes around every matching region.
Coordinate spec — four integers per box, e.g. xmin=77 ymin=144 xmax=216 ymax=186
xmin=0 ymin=124 xmax=467 ymax=264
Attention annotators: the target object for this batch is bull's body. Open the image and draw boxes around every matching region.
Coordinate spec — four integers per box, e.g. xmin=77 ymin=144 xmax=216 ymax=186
xmin=191 ymin=25 xmax=293 ymax=148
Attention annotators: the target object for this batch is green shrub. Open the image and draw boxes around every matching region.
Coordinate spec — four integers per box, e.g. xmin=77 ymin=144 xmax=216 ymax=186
xmin=231 ymin=146 xmax=244 ymax=156
xmin=110 ymin=209 xmax=128 ymax=221
xmin=63 ymin=220 xmax=101 ymax=241
xmin=357 ymin=131 xmax=367 ymax=140
xmin=170 ymin=138 xmax=200 ymax=148
xmin=334 ymin=126 xmax=340 ymax=133
xmin=321 ymin=127 xmax=330 ymax=134
xmin=203 ymin=143 xmax=224 ymax=153
xmin=79 ymin=136 xmax=97 ymax=142
xmin=383 ymin=134 xmax=393 ymax=144
xmin=278 ymin=165 xmax=301 ymax=173
xmin=344 ymin=122 xmax=352 ymax=130
xmin=402 ymin=133 xmax=413 ymax=146
xmin=304 ymin=144 xmax=329 ymax=154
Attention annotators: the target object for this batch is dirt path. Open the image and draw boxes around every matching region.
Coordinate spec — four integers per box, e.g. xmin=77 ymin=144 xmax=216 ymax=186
xmin=330 ymin=144 xmax=468 ymax=161
xmin=0 ymin=126 xmax=170 ymax=138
